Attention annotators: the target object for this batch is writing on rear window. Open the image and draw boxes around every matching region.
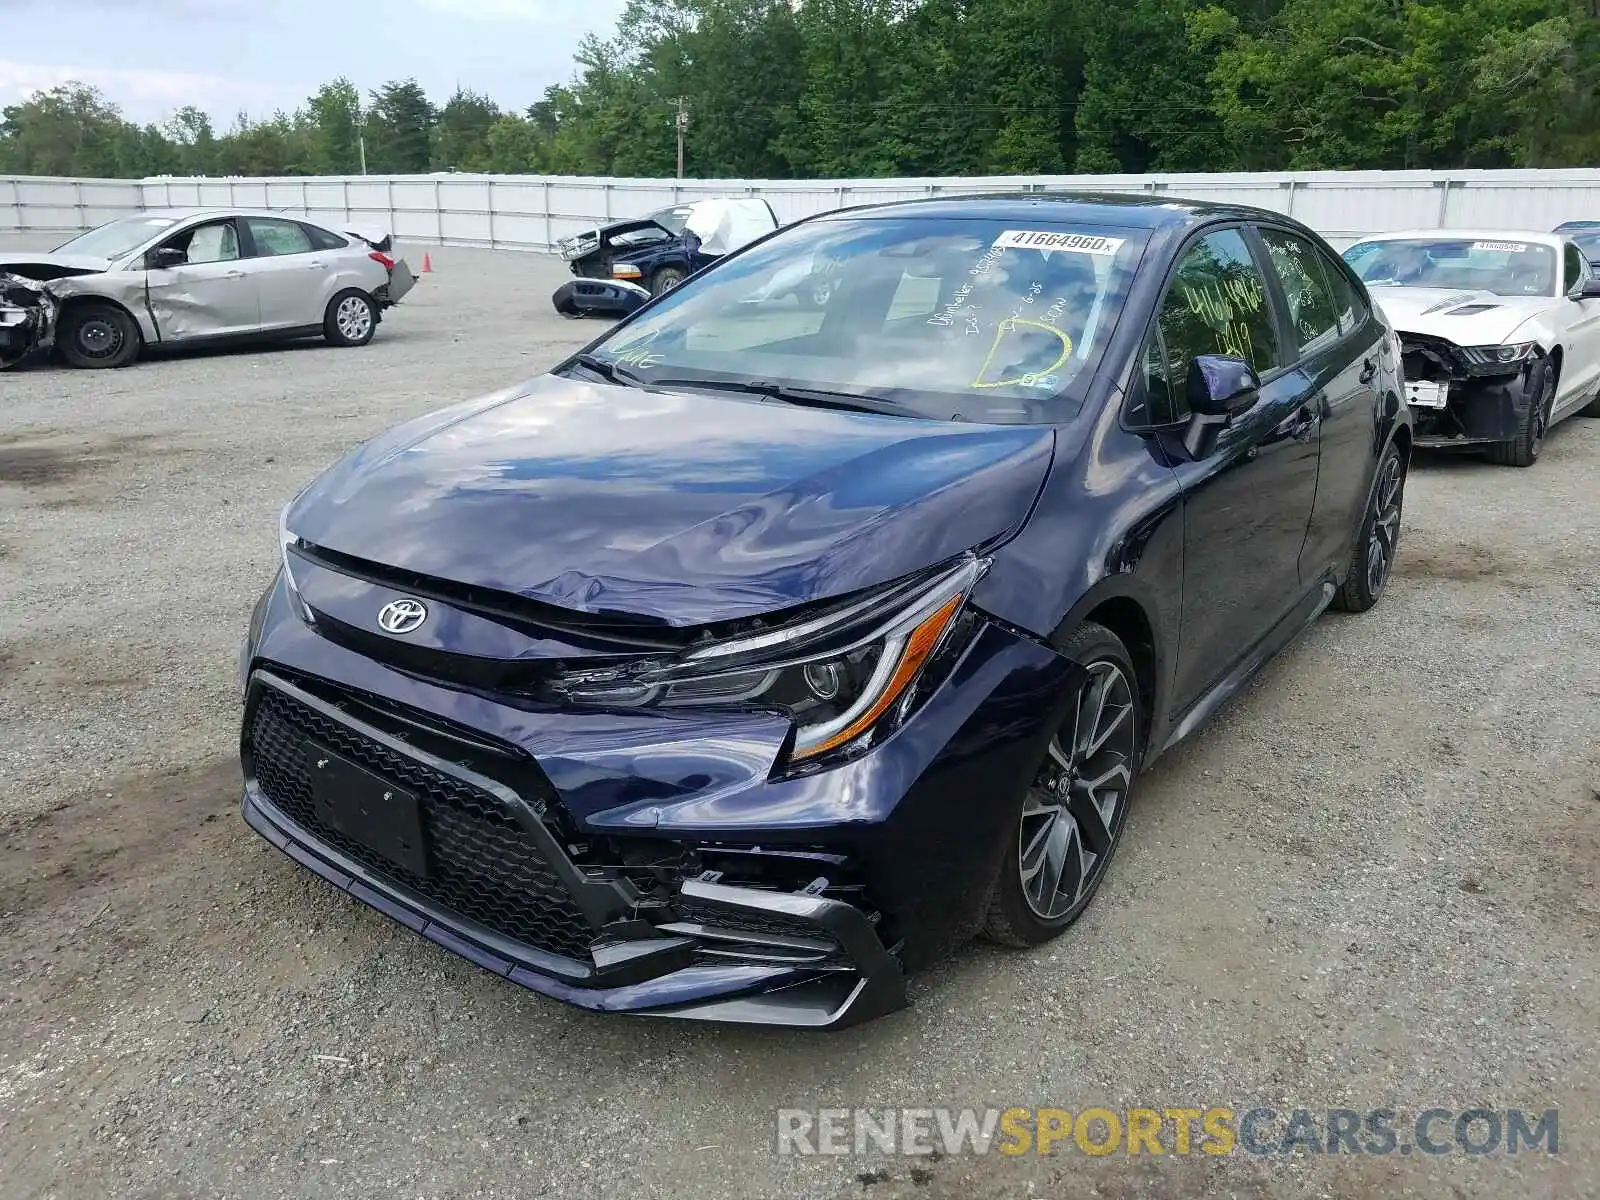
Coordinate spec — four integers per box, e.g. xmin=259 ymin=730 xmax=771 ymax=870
xmin=993 ymin=230 xmax=1126 ymax=256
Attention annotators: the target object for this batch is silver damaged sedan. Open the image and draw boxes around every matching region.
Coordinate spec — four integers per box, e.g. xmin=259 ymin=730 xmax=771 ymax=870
xmin=0 ymin=207 xmax=417 ymax=369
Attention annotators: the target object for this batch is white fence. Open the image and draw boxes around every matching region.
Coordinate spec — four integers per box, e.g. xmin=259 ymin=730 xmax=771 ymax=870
xmin=5 ymin=169 xmax=1600 ymax=252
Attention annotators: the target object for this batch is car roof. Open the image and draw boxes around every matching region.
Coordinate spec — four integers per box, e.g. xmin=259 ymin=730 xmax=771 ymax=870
xmin=125 ymin=206 xmax=337 ymax=225
xmin=1349 ymin=228 xmax=1565 ymax=248
xmin=817 ymin=191 xmax=1307 ymax=232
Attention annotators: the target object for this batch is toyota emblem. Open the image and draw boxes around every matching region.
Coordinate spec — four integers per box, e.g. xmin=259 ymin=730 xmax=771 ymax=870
xmin=377 ymin=597 xmax=428 ymax=635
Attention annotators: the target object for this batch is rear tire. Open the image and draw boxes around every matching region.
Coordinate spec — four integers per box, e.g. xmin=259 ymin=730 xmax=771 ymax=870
xmin=1485 ymin=356 xmax=1554 ymax=467
xmin=58 ymin=302 xmax=140 ymax=369
xmin=1334 ymin=441 xmax=1406 ymax=613
xmin=324 ymin=290 xmax=376 ymax=347
xmin=983 ymin=622 xmax=1141 ymax=948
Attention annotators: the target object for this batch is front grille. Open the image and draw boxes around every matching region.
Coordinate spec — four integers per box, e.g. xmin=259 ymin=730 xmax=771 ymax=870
xmin=247 ymin=687 xmax=596 ymax=961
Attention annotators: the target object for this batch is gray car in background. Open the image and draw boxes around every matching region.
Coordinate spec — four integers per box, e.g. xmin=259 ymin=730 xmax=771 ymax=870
xmin=0 ymin=207 xmax=416 ymax=370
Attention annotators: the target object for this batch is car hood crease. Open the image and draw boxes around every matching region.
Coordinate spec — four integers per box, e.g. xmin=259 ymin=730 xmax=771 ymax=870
xmin=286 ymin=374 xmax=1056 ymax=626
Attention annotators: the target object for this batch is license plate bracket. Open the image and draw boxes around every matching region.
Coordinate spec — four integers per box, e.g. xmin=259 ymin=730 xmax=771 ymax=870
xmin=1405 ymin=380 xmax=1448 ymax=409
xmin=305 ymin=744 xmax=430 ymax=877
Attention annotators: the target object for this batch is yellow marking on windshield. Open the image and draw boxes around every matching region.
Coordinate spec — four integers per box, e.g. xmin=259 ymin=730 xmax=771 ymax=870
xmin=969 ymin=317 xmax=1073 ymax=390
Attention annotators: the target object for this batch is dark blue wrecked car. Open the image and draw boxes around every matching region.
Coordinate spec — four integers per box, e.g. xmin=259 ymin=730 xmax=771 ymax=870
xmin=552 ymin=197 xmax=784 ymax=316
xmin=242 ymin=192 xmax=1410 ymax=1028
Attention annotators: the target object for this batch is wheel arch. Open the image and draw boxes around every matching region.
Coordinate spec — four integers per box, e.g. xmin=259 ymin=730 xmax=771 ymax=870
xmin=1046 ymin=581 xmax=1169 ymax=766
xmin=55 ymin=292 xmax=148 ymax=347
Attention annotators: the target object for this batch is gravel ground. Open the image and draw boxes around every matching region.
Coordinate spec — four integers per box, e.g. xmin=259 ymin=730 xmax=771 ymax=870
xmin=2 ymin=233 xmax=1597 ymax=1199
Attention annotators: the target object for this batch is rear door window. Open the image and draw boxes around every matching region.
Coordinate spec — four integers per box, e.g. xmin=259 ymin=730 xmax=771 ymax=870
xmin=1259 ymin=228 xmax=1340 ymax=358
xmin=244 ymin=217 xmax=315 ymax=258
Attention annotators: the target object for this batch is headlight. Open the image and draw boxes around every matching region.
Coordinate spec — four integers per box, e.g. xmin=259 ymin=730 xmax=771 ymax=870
xmin=542 ymin=555 xmax=987 ymax=764
xmin=239 ymin=577 xmax=273 ymax=700
xmin=1460 ymin=342 xmax=1536 ymax=367
xmin=278 ymin=499 xmax=314 ymax=624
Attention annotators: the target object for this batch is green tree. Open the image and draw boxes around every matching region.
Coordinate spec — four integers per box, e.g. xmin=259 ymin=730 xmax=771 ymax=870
xmin=364 ymin=79 xmax=436 ymax=173
xmin=306 ymin=79 xmax=363 ymax=173
xmin=432 ymin=88 xmax=501 ymax=171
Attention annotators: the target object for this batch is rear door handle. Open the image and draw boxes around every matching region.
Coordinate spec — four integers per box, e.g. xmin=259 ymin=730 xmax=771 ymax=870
xmin=1287 ymin=405 xmax=1320 ymax=440
xmin=308 ymin=260 xmax=327 ymax=270
xmin=1360 ymin=358 xmax=1377 ymax=384
xmin=225 ymin=270 xmax=245 ymax=279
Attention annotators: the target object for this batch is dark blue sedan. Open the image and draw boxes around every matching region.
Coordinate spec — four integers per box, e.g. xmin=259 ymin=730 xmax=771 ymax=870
xmin=240 ymin=194 xmax=1411 ymax=1028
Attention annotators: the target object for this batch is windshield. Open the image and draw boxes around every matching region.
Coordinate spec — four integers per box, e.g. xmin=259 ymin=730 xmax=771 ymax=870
xmin=582 ymin=215 xmax=1148 ymax=423
xmin=54 ymin=215 xmax=182 ymax=261
xmin=1342 ymin=237 xmax=1556 ymax=298
xmin=651 ymin=206 xmax=693 ymax=235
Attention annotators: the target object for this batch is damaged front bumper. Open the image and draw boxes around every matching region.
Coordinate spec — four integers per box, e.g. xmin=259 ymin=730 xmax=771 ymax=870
xmin=0 ymin=274 xmax=55 ymax=370
xmin=240 ymin=669 xmax=910 ymax=1029
xmin=1400 ymin=333 xmax=1537 ymax=446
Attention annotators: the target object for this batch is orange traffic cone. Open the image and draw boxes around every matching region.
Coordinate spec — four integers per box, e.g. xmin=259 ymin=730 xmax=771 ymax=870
xmin=421 ymin=252 xmax=433 ymax=274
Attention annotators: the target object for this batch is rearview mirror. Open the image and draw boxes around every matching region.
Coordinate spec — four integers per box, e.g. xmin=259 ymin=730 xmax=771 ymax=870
xmin=1182 ymin=355 xmax=1260 ymax=459
xmin=146 ymin=246 xmax=187 ymax=270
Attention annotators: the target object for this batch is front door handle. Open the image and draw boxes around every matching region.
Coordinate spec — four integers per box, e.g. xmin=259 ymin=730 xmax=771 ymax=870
xmin=225 ymin=269 xmax=245 ymax=279
xmin=1359 ymin=358 xmax=1377 ymax=384
xmin=1287 ymin=405 xmax=1320 ymax=441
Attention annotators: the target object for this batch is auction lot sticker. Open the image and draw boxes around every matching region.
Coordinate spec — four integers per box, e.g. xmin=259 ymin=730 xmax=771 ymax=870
xmin=994 ymin=230 xmax=1126 ymax=255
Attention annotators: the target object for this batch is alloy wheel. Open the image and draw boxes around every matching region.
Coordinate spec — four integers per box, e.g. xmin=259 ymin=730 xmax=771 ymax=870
xmin=336 ymin=296 xmax=373 ymax=342
xmin=1018 ymin=661 xmax=1136 ymax=921
xmin=1365 ymin=454 xmax=1404 ymax=600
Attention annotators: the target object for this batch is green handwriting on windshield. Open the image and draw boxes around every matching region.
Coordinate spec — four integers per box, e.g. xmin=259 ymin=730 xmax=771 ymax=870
xmin=610 ymin=328 xmax=666 ymax=369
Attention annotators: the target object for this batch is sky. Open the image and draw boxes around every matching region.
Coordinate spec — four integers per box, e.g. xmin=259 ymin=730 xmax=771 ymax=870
xmin=0 ymin=0 xmax=629 ymax=126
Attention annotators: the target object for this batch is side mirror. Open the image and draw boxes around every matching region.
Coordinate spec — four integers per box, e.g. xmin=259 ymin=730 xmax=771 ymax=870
xmin=1182 ymin=355 xmax=1260 ymax=459
xmin=1575 ymin=278 xmax=1600 ymax=300
xmin=147 ymin=246 xmax=187 ymax=270
xmin=1187 ymin=354 xmax=1261 ymax=416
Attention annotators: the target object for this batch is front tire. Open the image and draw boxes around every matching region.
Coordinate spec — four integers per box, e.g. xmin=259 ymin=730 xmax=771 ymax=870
xmin=58 ymin=302 xmax=140 ymax=369
xmin=1485 ymin=356 xmax=1554 ymax=467
xmin=983 ymin=622 xmax=1141 ymax=948
xmin=1334 ymin=441 xmax=1406 ymax=613
xmin=650 ymin=267 xmax=685 ymax=296
xmin=324 ymin=290 xmax=376 ymax=348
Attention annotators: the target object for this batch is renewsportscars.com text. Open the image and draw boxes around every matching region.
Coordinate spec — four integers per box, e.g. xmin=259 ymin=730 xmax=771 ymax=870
xmin=776 ymin=1107 xmax=1559 ymax=1158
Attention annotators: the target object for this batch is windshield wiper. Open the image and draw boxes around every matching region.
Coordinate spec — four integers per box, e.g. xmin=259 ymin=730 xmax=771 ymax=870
xmin=646 ymin=375 xmax=914 ymax=418
xmin=569 ymin=352 xmax=650 ymax=389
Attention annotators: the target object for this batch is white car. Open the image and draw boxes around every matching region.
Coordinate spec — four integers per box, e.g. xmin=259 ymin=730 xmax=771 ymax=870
xmin=0 ymin=208 xmax=416 ymax=370
xmin=1343 ymin=229 xmax=1600 ymax=466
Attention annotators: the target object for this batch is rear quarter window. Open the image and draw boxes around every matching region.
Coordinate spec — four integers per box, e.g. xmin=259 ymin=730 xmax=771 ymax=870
xmin=303 ymin=224 xmax=349 ymax=251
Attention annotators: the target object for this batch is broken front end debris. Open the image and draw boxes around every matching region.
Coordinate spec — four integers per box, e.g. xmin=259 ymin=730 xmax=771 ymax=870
xmin=0 ymin=274 xmax=55 ymax=370
xmin=1400 ymin=333 xmax=1541 ymax=446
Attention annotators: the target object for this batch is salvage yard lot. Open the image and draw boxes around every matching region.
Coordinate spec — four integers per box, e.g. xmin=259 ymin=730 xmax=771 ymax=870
xmin=2 ymin=235 xmax=1598 ymax=1199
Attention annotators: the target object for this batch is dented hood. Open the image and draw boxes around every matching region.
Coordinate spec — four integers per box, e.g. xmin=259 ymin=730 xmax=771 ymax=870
xmin=285 ymin=373 xmax=1055 ymax=626
xmin=1367 ymin=286 xmax=1555 ymax=347
xmin=0 ymin=252 xmax=112 ymax=279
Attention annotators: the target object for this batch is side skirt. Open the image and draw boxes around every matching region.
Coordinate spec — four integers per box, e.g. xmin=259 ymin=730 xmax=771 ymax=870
xmin=1149 ymin=577 xmax=1336 ymax=765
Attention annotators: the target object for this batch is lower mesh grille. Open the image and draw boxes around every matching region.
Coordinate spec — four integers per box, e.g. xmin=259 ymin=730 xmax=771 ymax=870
xmin=247 ymin=686 xmax=596 ymax=961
